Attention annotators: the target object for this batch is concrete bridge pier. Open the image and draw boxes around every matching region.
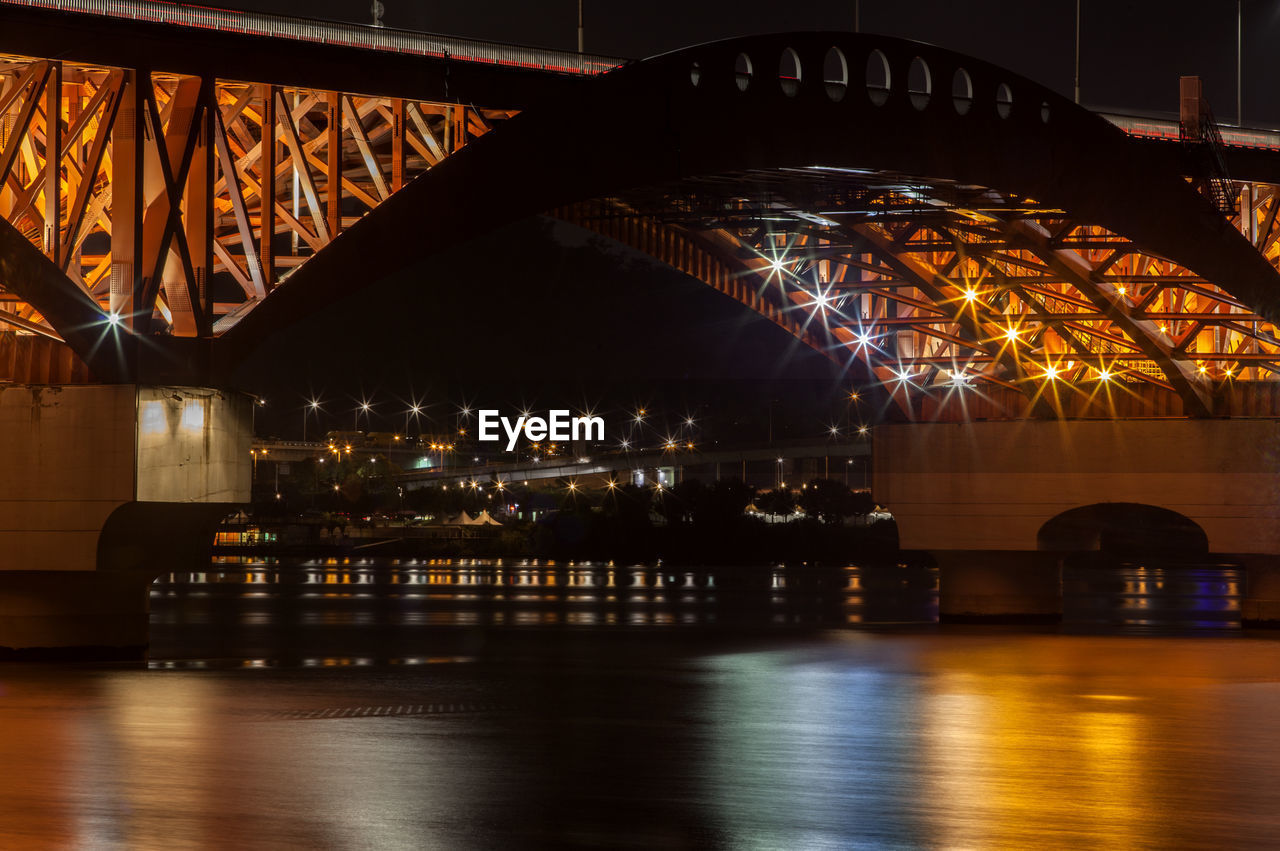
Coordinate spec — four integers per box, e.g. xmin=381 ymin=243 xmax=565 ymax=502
xmin=875 ymin=420 xmax=1280 ymax=625
xmin=0 ymin=384 xmax=250 ymax=658
xmin=930 ymin=550 xmax=1063 ymax=624
xmin=1237 ymin=555 xmax=1280 ymax=625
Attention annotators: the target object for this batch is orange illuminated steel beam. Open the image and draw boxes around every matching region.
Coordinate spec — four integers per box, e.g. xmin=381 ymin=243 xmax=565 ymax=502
xmin=0 ymin=49 xmax=519 ymax=370
xmin=558 ymin=181 xmax=1280 ymax=421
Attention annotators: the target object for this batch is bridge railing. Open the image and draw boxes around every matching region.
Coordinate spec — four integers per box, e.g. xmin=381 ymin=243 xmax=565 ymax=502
xmin=1103 ymin=112 xmax=1280 ymax=152
xmin=2 ymin=0 xmax=622 ymax=75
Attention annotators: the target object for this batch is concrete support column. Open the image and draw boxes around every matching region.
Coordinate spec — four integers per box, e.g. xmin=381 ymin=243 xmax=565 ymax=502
xmin=934 ymin=549 xmax=1062 ymax=624
xmin=1239 ymin=555 xmax=1280 ymax=626
xmin=0 ymin=384 xmax=251 ymax=658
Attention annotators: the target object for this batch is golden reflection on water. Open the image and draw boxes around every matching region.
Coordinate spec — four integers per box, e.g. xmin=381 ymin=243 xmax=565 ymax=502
xmin=920 ymin=673 xmax=1148 ymax=849
xmin=703 ymin=634 xmax=1280 ymax=848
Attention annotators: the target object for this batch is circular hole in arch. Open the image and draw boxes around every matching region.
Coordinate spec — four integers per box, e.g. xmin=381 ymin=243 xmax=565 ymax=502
xmin=690 ymin=61 xmax=702 ymax=87
xmin=952 ymin=67 xmax=973 ymax=114
xmin=996 ymin=82 xmax=1013 ymax=119
xmin=735 ymin=53 xmax=754 ymax=92
xmin=908 ymin=56 xmax=932 ymax=110
xmin=1040 ymin=100 xmax=1050 ymax=123
xmin=823 ymin=46 xmax=848 ymax=101
xmin=866 ymin=49 xmax=891 ymax=106
xmin=778 ymin=47 xmax=801 ymax=97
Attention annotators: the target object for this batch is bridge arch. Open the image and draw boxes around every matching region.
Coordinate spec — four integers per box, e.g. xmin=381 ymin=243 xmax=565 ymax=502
xmin=211 ymin=32 xmax=1280 ymax=418
xmin=4 ymin=30 xmax=1279 ymax=416
xmin=1037 ymin=503 xmax=1209 ymax=560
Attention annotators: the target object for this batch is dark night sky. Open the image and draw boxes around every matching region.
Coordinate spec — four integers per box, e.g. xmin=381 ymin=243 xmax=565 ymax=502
xmin=231 ymin=0 xmax=1280 ymax=438
xmin=242 ymin=219 xmax=853 ymax=442
xmin=225 ymin=0 xmax=1280 ymax=126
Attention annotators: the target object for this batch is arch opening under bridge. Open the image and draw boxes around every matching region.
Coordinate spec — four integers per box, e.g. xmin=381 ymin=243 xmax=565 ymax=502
xmin=1037 ymin=502 xmax=1210 ymax=561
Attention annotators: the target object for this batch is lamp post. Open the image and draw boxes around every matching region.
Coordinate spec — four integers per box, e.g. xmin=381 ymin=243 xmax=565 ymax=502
xmin=303 ymin=398 xmax=320 ymax=442
xmin=405 ymin=402 xmax=423 ymax=437
xmin=1074 ymin=0 xmax=1081 ymax=105
xmin=355 ymin=398 xmax=372 ymax=431
xmin=252 ymin=396 xmax=266 ymax=435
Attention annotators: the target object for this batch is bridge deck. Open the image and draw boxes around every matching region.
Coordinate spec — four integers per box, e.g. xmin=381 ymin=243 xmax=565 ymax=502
xmin=0 ymin=0 xmax=618 ymax=74
xmin=0 ymin=0 xmax=619 ymax=105
xmin=1103 ymin=113 xmax=1280 ymax=184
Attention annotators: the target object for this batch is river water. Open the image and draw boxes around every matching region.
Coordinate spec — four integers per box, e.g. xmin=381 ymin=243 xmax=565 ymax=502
xmin=1 ymin=559 xmax=1277 ymax=848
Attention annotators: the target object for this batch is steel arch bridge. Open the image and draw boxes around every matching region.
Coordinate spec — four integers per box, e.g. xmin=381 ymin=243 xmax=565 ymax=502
xmin=3 ymin=3 xmax=1280 ymax=421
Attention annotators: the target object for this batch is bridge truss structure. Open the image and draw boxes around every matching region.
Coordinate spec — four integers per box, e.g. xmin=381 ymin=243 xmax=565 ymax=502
xmin=564 ymin=173 xmax=1280 ymax=420
xmin=0 ymin=49 xmax=522 ymax=350
xmin=3 ymin=1 xmax=1280 ymax=421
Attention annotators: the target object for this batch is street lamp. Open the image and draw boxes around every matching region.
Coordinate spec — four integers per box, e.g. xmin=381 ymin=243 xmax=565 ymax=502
xmin=303 ymin=398 xmax=321 ymax=442
xmin=252 ymin=396 xmax=266 ymax=434
xmin=355 ymin=398 xmax=373 ymax=431
xmin=405 ymin=401 xmax=423 ymax=438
